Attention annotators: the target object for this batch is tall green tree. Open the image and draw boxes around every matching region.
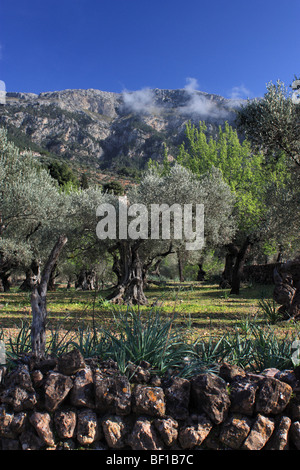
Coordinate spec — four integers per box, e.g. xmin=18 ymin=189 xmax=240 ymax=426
xmin=176 ymin=121 xmax=288 ymax=293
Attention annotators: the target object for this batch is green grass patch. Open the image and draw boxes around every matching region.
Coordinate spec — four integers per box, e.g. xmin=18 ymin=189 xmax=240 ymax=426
xmin=1 ymin=281 xmax=299 ymax=374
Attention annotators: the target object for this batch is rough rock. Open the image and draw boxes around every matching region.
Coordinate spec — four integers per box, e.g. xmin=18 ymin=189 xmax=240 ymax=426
xmin=57 ymin=348 xmax=86 ymax=376
xmin=265 ymin=416 xmax=291 ymax=450
xmin=126 ymin=361 xmax=151 ymax=384
xmin=219 ymin=362 xmax=246 ymax=383
xmin=163 ymin=376 xmax=190 ymax=420
xmin=0 ymin=365 xmax=37 ymax=412
xmin=102 ymin=415 xmax=130 ymax=449
xmin=70 ymin=366 xmax=94 ymax=408
xmin=44 ymin=371 xmax=73 ymax=411
xmin=290 ymin=421 xmax=300 ymax=449
xmin=0 ymin=405 xmax=27 ymax=439
xmin=191 ymin=373 xmax=230 ymax=424
xmin=242 ymin=414 xmax=275 ymax=450
xmin=154 ymin=417 xmax=178 ymax=447
xmin=29 ymin=411 xmax=55 ymax=447
xmin=54 ymin=408 xmax=77 ymax=439
xmin=132 ymin=385 xmax=166 ymax=417
xmin=94 ymin=371 xmax=131 ymax=415
xmin=255 ymin=377 xmax=292 ymax=415
xmin=229 ymin=377 xmax=259 ymax=416
xmin=76 ymin=409 xmax=100 ymax=446
xmin=19 ymin=430 xmax=44 ymax=450
xmin=178 ymin=414 xmax=213 ymax=449
xmin=128 ymin=417 xmax=163 ymax=450
xmin=219 ymin=414 xmax=252 ymax=449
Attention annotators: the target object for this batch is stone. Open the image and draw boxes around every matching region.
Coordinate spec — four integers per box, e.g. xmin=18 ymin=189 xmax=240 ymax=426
xmin=154 ymin=417 xmax=178 ymax=447
xmin=44 ymin=371 xmax=73 ymax=411
xmin=0 ymin=405 xmax=16 ymax=439
xmin=163 ymin=376 xmax=190 ymax=420
xmin=102 ymin=415 xmax=130 ymax=449
xmin=94 ymin=370 xmax=131 ymax=416
xmin=274 ymin=369 xmax=298 ymax=389
xmin=256 ymin=377 xmax=292 ymax=415
xmin=57 ymin=348 xmax=86 ymax=376
xmin=54 ymin=408 xmax=77 ymax=439
xmin=29 ymin=411 xmax=55 ymax=447
xmin=0 ymin=406 xmax=27 ymax=438
xmin=5 ymin=364 xmax=34 ymax=391
xmin=178 ymin=414 xmax=213 ymax=449
xmin=1 ymin=438 xmax=20 ymax=450
xmin=242 ymin=414 xmax=275 ymax=450
xmin=290 ymin=421 xmax=300 ymax=449
xmin=219 ymin=414 xmax=252 ymax=449
xmin=132 ymin=385 xmax=166 ymax=417
xmin=0 ymin=365 xmax=37 ymax=412
xmin=129 ymin=417 xmax=163 ymax=450
xmin=219 ymin=362 xmax=246 ymax=383
xmin=286 ymin=393 xmax=300 ymax=421
xmin=229 ymin=377 xmax=259 ymax=416
xmin=70 ymin=366 xmax=94 ymax=408
xmin=191 ymin=373 xmax=230 ymax=424
xmin=56 ymin=438 xmax=76 ymax=450
xmin=261 ymin=368 xmax=280 ymax=378
xmin=19 ymin=429 xmax=44 ymax=450
xmin=30 ymin=369 xmax=43 ymax=388
xmin=265 ymin=416 xmax=291 ymax=450
xmin=126 ymin=362 xmax=151 ymax=384
xmin=76 ymin=409 xmax=100 ymax=446
xmin=1 ymin=385 xmax=37 ymax=412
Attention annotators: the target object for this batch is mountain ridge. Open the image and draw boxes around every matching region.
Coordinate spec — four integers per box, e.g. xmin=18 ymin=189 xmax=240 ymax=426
xmin=0 ymin=87 xmax=245 ymax=175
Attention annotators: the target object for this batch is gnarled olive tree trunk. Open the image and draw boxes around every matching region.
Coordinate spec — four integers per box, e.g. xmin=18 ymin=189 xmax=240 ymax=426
xmin=31 ymin=235 xmax=67 ymax=359
xmin=230 ymin=237 xmax=253 ymax=295
xmin=107 ymin=241 xmax=148 ymax=305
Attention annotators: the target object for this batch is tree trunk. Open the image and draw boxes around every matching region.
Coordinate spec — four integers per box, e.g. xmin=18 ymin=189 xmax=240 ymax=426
xmin=48 ymin=263 xmax=59 ymax=291
xmin=31 ymin=235 xmax=67 ymax=360
xmin=107 ymin=242 xmax=148 ymax=305
xmin=197 ymin=263 xmax=206 ymax=281
xmin=177 ymin=250 xmax=184 ymax=283
xmin=230 ymin=237 xmax=253 ymax=295
xmin=0 ymin=273 xmax=10 ymax=292
xmin=19 ymin=260 xmax=40 ymax=291
xmin=220 ymin=244 xmax=239 ymax=288
xmin=75 ymin=269 xmax=97 ymax=290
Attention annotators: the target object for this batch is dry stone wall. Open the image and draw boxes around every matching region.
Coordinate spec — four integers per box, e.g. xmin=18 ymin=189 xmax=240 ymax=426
xmin=1 ymin=349 xmax=300 ymax=451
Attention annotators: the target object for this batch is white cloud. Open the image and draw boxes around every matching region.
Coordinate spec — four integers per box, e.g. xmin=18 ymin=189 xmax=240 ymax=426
xmin=181 ymin=77 xmax=228 ymax=118
xmin=228 ymin=84 xmax=252 ymax=102
xmin=122 ymin=87 xmax=159 ymax=114
xmin=184 ymin=77 xmax=199 ymax=92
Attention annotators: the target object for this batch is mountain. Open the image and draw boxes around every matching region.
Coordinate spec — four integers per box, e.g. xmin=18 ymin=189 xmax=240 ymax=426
xmin=0 ymin=87 xmax=243 ymax=178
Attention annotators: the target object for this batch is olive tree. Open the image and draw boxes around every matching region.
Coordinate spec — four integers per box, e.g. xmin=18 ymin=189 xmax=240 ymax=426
xmin=237 ymin=80 xmax=300 ymax=168
xmin=176 ymin=121 xmax=289 ymax=293
xmin=99 ymin=164 xmax=236 ymax=304
xmin=0 ymin=127 xmax=65 ymax=291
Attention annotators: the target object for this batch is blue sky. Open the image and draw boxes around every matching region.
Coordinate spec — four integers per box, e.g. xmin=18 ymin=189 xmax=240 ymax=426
xmin=0 ymin=0 xmax=299 ymax=99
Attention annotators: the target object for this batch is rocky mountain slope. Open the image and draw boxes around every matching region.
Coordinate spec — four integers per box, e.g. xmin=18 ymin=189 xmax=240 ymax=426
xmin=0 ymin=87 xmax=243 ymax=175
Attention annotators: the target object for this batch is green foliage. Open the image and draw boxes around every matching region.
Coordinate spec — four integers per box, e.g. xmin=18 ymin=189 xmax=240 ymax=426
xmin=48 ymin=161 xmax=79 ymax=188
xmin=176 ymin=121 xmax=287 ymax=233
xmin=237 ymin=80 xmax=300 ymax=167
xmin=102 ymin=180 xmax=124 ymax=195
xmin=259 ymin=298 xmax=282 ymax=324
xmin=99 ymin=308 xmax=196 ymax=375
xmin=0 ymin=127 xmax=65 ymax=271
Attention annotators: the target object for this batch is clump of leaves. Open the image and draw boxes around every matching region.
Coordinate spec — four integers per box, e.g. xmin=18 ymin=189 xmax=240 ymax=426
xmin=259 ymin=298 xmax=282 ymax=324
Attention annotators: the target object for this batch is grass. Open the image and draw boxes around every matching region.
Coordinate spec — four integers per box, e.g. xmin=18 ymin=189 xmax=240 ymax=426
xmin=1 ymin=280 xmax=299 ymax=374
